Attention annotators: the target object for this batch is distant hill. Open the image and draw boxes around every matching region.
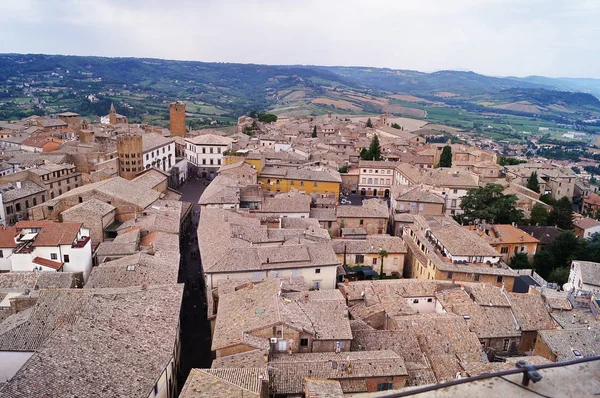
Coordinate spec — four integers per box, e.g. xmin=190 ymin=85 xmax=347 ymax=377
xmin=0 ymin=53 xmax=599 ymax=124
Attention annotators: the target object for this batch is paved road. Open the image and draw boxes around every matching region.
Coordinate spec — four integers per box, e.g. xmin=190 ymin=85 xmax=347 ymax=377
xmin=177 ymin=178 xmax=212 ymax=390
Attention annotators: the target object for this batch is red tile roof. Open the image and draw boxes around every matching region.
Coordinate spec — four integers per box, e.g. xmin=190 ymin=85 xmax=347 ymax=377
xmin=33 ymin=256 xmax=63 ymax=270
xmin=16 ymin=221 xmax=82 ymax=246
xmin=0 ymin=226 xmax=18 ymax=248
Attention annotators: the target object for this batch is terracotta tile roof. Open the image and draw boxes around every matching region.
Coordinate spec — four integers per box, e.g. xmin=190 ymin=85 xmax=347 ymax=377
xmin=305 ymin=378 xmax=344 ymax=398
xmin=179 ymin=368 xmax=267 ymax=398
xmin=16 ymin=221 xmax=82 ymax=246
xmin=508 ymin=292 xmax=558 ymax=332
xmin=573 ymin=260 xmax=600 ymax=287
xmin=467 ymin=224 xmax=540 ymax=245
xmin=584 ymin=193 xmax=600 ymax=206
xmin=212 ymin=280 xmax=351 ymax=351
xmin=1 ymin=285 xmax=184 ymax=398
xmin=538 ymin=327 xmax=600 ymax=361
xmin=32 ymin=257 xmax=63 ymax=270
xmin=211 ymin=349 xmax=269 ymax=369
xmin=331 ymin=235 xmax=406 ymax=255
xmin=0 ymin=226 xmax=18 ymax=248
xmin=574 ymin=217 xmax=600 ymax=230
xmin=269 ymin=351 xmax=407 ymax=394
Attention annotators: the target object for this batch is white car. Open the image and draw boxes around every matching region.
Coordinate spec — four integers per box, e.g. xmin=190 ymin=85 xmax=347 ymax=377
xmin=340 ymin=199 xmax=351 ymax=205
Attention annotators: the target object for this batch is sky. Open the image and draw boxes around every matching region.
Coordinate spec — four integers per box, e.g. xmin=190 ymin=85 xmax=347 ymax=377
xmin=1 ymin=0 xmax=599 ymax=78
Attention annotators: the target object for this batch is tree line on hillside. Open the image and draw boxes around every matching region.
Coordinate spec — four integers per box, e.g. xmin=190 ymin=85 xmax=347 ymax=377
xmin=456 ymin=183 xmax=577 ymax=285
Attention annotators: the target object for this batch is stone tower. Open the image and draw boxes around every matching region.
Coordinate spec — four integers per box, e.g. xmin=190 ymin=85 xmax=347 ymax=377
xmin=117 ymin=133 xmax=144 ymax=180
xmin=109 ymin=103 xmax=117 ymax=126
xmin=169 ymin=102 xmax=186 ymax=137
xmin=380 ymin=113 xmax=389 ymax=127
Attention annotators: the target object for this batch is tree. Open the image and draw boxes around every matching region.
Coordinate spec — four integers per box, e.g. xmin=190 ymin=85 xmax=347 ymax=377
xmin=258 ymin=113 xmax=277 ymax=123
xmin=572 ymin=166 xmax=581 ymax=174
xmin=539 ymin=194 xmax=555 ymax=205
xmin=509 ymin=252 xmax=530 ymax=269
xmin=530 ymin=203 xmax=550 ymax=226
xmin=378 ymin=249 xmax=389 ymax=276
xmin=439 ymin=145 xmax=452 ymax=167
xmin=366 ymin=118 xmax=373 ymax=128
xmin=312 ymin=125 xmax=317 ymax=138
xmin=360 ymin=148 xmax=369 ymax=160
xmin=338 ymin=165 xmax=349 ymax=173
xmin=391 ymin=122 xmax=401 ymax=129
xmin=248 ymin=110 xmax=258 ymax=118
xmin=362 ymin=135 xmax=381 ymax=161
xmin=457 ymin=183 xmax=524 ymax=225
xmin=527 ymin=171 xmax=540 ymax=193
xmin=548 ymin=266 xmax=570 ymax=285
xmin=533 ymin=250 xmax=554 ymax=277
xmin=546 ymin=231 xmax=580 ymax=271
xmin=548 ymin=197 xmax=574 ymax=230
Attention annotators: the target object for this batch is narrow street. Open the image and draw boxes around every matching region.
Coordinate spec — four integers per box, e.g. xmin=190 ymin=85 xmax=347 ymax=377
xmin=177 ymin=178 xmax=212 ymax=389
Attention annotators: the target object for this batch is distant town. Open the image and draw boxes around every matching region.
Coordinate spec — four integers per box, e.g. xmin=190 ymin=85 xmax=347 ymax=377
xmin=0 ymin=103 xmax=598 ymax=397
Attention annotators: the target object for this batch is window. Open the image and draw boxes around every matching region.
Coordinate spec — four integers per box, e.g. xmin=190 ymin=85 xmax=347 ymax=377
xmin=520 ymin=246 xmax=525 ymax=252
xmin=202 ymin=147 xmax=206 ymax=153
xmin=355 ymin=254 xmax=364 ymax=264
xmin=300 ymin=181 xmax=304 ymax=186
xmin=292 ymin=269 xmax=302 ymax=277
xmin=63 ymin=255 xmax=70 ymax=263
xmin=300 ymin=338 xmax=309 ymax=347
xmin=0 ymin=250 xmax=3 ymax=258
xmin=126 ymin=265 xmax=136 ymax=271
xmin=15 ymin=203 xmax=21 ymax=212
xmin=253 ymin=272 xmax=262 ymax=279
xmin=162 ymin=147 xmax=165 ymax=154
xmin=312 ymin=281 xmax=321 ymax=290
xmin=451 ymin=199 xmax=457 ymax=208
xmin=503 ymin=339 xmax=510 ymax=351
xmin=372 ymin=258 xmax=377 ymax=265
xmin=427 ymin=298 xmax=433 ymax=303
xmin=473 ymin=273 xmax=480 ymax=282
xmin=500 ymin=247 xmax=509 ymax=254
xmin=315 ymin=268 xmax=321 ymax=274
xmin=25 ymin=200 xmax=29 ymax=209
xmin=51 ymin=253 xmax=58 ymax=260
xmin=377 ymin=383 xmax=393 ymax=391
xmin=313 ymin=181 xmax=318 ymax=187
xmin=42 ymin=195 xmax=45 ymax=202
xmin=359 ymin=219 xmax=364 ymax=225
xmin=413 ymin=299 xmax=419 ymax=304
xmin=497 ymin=275 xmax=503 ymax=283
xmin=146 ymin=154 xmax=149 ymax=160
xmin=33 ymin=198 xmax=37 ymax=206
xmin=202 ymin=159 xmax=206 ymax=165
xmin=210 ymin=147 xmax=213 ymax=154
xmin=453 ymin=189 xmax=458 ymax=194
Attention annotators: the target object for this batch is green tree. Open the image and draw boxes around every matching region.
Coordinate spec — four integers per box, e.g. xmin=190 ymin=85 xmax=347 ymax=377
xmin=378 ymin=249 xmax=389 ymax=276
xmin=439 ymin=145 xmax=452 ymax=167
xmin=533 ymin=250 xmax=554 ymax=277
xmin=546 ymin=231 xmax=580 ymax=271
xmin=509 ymin=252 xmax=530 ymax=269
xmin=527 ymin=171 xmax=540 ymax=193
xmin=365 ymin=135 xmax=381 ymax=161
xmin=571 ymin=166 xmax=581 ymax=174
xmin=338 ymin=165 xmax=349 ymax=173
xmin=548 ymin=197 xmax=574 ymax=230
xmin=258 ymin=113 xmax=277 ymax=123
xmin=530 ymin=203 xmax=550 ymax=226
xmin=457 ymin=183 xmax=524 ymax=225
xmin=312 ymin=125 xmax=317 ymax=138
xmin=391 ymin=122 xmax=401 ymax=129
xmin=360 ymin=148 xmax=369 ymax=160
xmin=548 ymin=266 xmax=570 ymax=285
xmin=366 ymin=118 xmax=373 ymax=128
xmin=539 ymin=194 xmax=555 ymax=205
xmin=248 ymin=110 xmax=258 ymax=118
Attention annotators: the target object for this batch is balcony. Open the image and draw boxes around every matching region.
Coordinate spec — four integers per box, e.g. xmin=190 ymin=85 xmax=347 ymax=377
xmin=72 ymin=236 xmax=90 ymax=248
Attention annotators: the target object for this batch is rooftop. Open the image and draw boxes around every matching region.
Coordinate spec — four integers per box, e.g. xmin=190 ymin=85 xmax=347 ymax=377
xmin=0 ymin=285 xmax=184 ymax=398
xmin=179 ymin=368 xmax=267 ymax=398
xmin=269 ymin=350 xmax=407 ymax=395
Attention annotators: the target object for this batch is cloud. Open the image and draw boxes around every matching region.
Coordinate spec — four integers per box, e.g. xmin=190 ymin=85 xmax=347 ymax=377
xmin=0 ymin=0 xmax=598 ymax=78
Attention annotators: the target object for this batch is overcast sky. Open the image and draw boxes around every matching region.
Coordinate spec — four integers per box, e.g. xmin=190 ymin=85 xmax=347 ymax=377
xmin=1 ymin=0 xmax=599 ymax=78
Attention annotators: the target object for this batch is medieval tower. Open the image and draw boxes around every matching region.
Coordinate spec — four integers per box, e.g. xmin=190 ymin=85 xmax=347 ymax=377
xmin=109 ymin=103 xmax=117 ymax=126
xmin=117 ymin=133 xmax=144 ymax=180
xmin=169 ymin=102 xmax=186 ymax=137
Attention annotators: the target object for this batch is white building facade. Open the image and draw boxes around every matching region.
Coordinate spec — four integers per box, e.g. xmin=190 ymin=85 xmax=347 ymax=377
xmin=185 ymin=134 xmax=233 ymax=179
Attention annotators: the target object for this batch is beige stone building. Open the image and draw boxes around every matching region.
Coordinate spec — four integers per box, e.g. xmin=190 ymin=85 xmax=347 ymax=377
xmin=331 ymin=235 xmax=406 ymax=276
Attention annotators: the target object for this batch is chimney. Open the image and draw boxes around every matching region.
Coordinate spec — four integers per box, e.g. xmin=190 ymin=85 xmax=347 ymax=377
xmin=16 ymin=181 xmax=21 ymax=189
xmin=303 ymin=292 xmax=309 ymax=303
